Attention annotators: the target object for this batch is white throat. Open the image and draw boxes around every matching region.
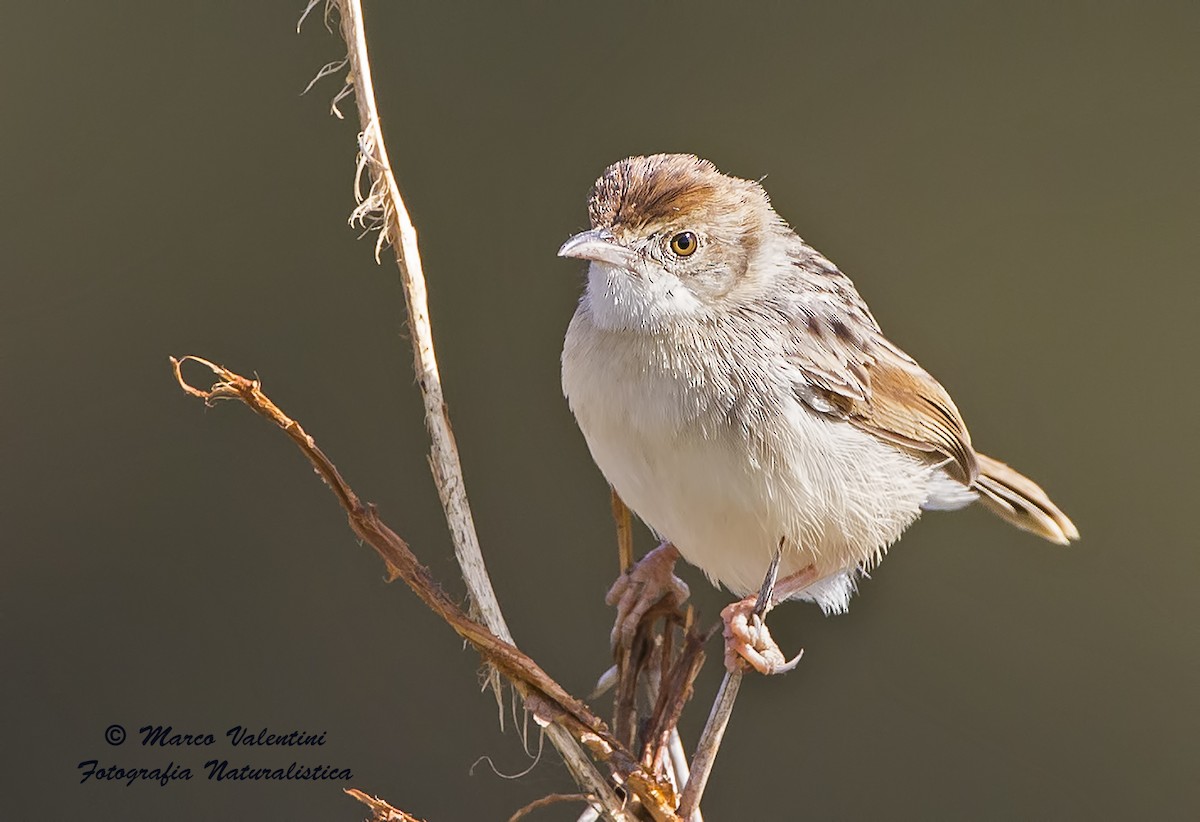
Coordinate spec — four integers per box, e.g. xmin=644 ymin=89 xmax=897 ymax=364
xmin=584 ymin=261 xmax=704 ymax=332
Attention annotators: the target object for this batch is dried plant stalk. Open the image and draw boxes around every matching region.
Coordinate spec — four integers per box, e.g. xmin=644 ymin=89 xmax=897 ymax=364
xmin=345 ymin=788 xmax=427 ymax=822
xmin=677 ymin=546 xmax=785 ymax=818
xmin=328 ymin=0 xmax=509 ymax=646
xmin=303 ymin=0 xmax=639 ymax=815
xmin=607 ymin=494 xmax=705 ymax=818
xmin=171 ymin=357 xmax=677 ymax=820
xmin=611 ymin=488 xmax=635 ymax=574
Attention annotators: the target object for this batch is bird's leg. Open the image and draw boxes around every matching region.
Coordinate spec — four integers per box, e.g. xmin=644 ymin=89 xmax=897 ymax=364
xmin=721 ymin=552 xmax=819 ymax=675
xmin=606 ymin=541 xmax=689 ymax=649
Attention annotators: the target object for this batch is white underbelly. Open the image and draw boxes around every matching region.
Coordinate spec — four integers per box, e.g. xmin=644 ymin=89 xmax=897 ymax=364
xmin=571 ymin=387 xmax=932 ymax=601
xmin=586 ymin=415 xmax=786 ymax=594
xmin=562 ymin=312 xmax=944 ymax=610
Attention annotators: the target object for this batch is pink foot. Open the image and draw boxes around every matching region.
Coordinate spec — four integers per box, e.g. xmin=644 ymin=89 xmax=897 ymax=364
xmin=721 ymin=596 xmax=803 ymax=675
xmin=606 ymin=542 xmax=689 ymax=649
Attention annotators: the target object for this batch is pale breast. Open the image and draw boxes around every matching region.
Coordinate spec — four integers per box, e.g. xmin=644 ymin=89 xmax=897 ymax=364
xmin=562 ymin=305 xmax=934 ymax=603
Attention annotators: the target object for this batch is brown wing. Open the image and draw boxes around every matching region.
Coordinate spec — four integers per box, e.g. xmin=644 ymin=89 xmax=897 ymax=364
xmin=779 ymin=262 xmax=979 ymax=485
xmin=839 ymin=344 xmax=979 ymax=485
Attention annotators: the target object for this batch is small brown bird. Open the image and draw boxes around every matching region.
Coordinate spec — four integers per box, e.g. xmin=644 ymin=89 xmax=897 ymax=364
xmin=559 ymin=154 xmax=1077 ymax=674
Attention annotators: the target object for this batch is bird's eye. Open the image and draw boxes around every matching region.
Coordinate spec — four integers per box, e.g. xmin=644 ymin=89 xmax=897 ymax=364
xmin=669 ymin=231 xmax=698 ymax=257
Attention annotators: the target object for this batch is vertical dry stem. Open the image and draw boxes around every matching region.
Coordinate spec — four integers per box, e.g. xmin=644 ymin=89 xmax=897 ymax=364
xmin=314 ymin=0 xmax=628 ymax=815
xmin=676 ymin=670 xmax=741 ymax=820
xmin=678 ymin=545 xmax=785 ymax=818
xmin=332 ymin=0 xmax=509 ymax=645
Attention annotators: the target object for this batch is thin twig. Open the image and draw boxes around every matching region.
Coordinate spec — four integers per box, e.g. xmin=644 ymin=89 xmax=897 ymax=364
xmin=170 ymin=357 xmax=678 ymax=821
xmin=641 ymin=619 xmax=713 ymax=778
xmin=677 ymin=544 xmax=785 ymax=819
xmin=677 ymin=669 xmax=741 ymax=821
xmin=609 ymin=494 xmax=696 ymax=801
xmin=508 ymin=793 xmax=596 ymax=822
xmin=310 ymin=0 xmax=633 ymax=814
xmin=608 ymin=493 xmax=697 ymax=812
xmin=329 ymin=0 xmax=510 ymax=655
xmin=345 ymin=788 xmax=427 ymax=822
xmin=609 ymin=491 xmax=638 ymax=753
xmin=611 ymin=488 xmax=634 ymax=574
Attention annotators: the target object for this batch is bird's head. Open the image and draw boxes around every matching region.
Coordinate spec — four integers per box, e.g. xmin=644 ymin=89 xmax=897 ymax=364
xmin=558 ymin=154 xmax=786 ymax=331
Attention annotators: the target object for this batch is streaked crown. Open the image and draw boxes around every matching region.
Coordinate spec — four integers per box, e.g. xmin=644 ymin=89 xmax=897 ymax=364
xmin=586 ymin=154 xmax=776 ymax=242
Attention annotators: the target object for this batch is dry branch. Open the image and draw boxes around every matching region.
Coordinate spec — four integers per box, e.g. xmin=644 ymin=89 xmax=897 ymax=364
xmin=677 ymin=546 xmax=785 ymax=818
xmin=302 ymin=0 xmax=638 ymax=815
xmin=611 ymin=489 xmax=635 ymax=575
xmin=328 ymin=0 xmax=510 ymax=649
xmin=170 ymin=357 xmax=677 ymax=820
xmin=507 ymin=793 xmax=595 ymax=822
xmin=345 ymin=788 xmax=427 ymax=822
xmin=606 ymin=496 xmax=706 ymax=817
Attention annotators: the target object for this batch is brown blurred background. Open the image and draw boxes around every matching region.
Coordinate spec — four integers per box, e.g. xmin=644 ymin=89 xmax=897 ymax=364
xmin=2 ymin=2 xmax=1197 ymax=819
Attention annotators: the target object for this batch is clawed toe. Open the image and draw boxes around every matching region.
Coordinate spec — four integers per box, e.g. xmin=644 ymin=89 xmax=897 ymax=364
xmin=721 ymin=597 xmax=803 ymax=675
xmin=607 ymin=542 xmax=688 ymax=649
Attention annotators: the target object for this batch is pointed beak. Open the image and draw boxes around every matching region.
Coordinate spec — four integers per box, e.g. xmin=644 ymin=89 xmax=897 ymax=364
xmin=557 ymin=228 xmax=639 ymax=270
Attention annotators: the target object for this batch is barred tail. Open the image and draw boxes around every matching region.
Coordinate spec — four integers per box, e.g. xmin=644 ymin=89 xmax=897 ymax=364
xmin=973 ymin=453 xmax=1079 ymax=545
